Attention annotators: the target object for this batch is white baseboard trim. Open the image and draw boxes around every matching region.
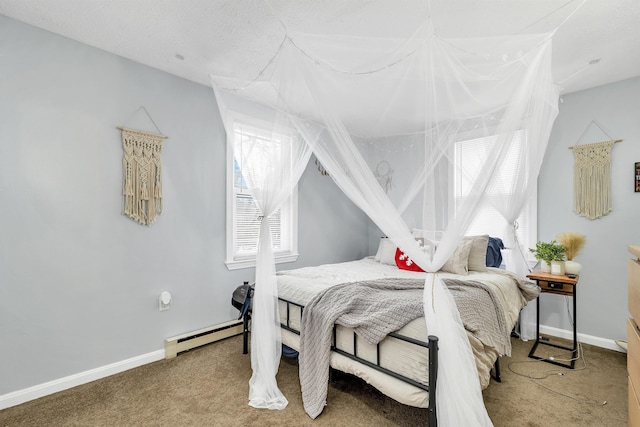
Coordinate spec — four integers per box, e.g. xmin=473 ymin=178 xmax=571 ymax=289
xmin=0 ymin=349 xmax=165 ymax=410
xmin=538 ymin=324 xmax=627 ymax=353
xmin=0 ymin=325 xmax=625 ymax=411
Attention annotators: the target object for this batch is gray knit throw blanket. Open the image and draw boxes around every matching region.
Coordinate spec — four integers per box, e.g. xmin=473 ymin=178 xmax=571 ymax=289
xmin=298 ymin=277 xmax=509 ymax=419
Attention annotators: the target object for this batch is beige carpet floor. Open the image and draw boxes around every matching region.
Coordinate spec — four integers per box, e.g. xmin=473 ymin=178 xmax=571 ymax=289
xmin=0 ymin=334 xmax=627 ymax=426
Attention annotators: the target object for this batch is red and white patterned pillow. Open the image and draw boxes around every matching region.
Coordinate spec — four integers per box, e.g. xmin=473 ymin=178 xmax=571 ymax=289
xmin=394 ymin=247 xmax=425 ymax=272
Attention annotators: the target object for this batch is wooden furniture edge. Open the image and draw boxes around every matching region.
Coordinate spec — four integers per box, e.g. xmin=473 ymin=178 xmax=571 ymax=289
xmin=526 ymin=270 xmax=578 ymax=285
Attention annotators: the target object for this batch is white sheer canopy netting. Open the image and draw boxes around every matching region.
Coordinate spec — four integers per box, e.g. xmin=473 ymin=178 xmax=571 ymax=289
xmin=212 ymin=19 xmax=559 ymax=426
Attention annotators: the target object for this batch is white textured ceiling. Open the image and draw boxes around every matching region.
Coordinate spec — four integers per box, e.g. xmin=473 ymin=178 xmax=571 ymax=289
xmin=1 ymin=0 xmax=639 ymax=94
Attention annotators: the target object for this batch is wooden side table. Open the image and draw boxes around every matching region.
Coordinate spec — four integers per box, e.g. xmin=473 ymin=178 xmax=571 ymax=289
xmin=526 ymin=270 xmax=579 ymax=369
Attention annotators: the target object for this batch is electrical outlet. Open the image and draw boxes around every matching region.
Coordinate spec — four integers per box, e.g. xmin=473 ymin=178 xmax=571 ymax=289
xmin=159 ymin=291 xmax=171 ymax=311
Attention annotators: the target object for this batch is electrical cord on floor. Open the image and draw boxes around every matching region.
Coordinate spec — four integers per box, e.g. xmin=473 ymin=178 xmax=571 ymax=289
xmin=507 ymin=297 xmax=607 ymax=407
xmin=529 ymin=375 xmax=607 ymax=407
xmin=507 ymin=354 xmax=605 ymax=406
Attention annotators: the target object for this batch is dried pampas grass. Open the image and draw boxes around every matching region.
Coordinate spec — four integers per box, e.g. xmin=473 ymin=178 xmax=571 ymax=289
xmin=557 ymin=232 xmax=586 ymax=261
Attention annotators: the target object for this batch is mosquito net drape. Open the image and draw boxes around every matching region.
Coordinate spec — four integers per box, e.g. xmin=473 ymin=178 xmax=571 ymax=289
xmin=215 ymin=50 xmax=314 ymax=409
xmin=212 ymin=18 xmax=558 ymax=426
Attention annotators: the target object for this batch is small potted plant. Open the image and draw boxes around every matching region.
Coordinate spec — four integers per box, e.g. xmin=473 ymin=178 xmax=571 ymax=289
xmin=530 ymin=240 xmax=566 ymax=275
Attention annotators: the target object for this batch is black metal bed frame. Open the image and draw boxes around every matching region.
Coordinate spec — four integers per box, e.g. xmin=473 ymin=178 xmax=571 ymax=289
xmin=241 ymin=296 xmax=439 ymax=426
xmin=240 ymin=296 xmax=506 ymax=426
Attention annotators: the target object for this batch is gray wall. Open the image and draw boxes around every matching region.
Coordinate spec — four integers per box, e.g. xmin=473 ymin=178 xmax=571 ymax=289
xmin=0 ymin=16 xmax=370 ymax=396
xmin=538 ymin=76 xmax=640 ymax=341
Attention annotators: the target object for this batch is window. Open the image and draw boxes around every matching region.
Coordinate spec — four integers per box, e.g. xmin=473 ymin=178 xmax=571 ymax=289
xmin=454 ymin=130 xmax=536 ymax=262
xmin=225 ymin=117 xmax=299 ymax=270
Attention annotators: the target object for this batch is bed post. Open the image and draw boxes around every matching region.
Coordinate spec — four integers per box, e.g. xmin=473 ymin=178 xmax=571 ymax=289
xmin=428 ymin=335 xmax=438 ymax=427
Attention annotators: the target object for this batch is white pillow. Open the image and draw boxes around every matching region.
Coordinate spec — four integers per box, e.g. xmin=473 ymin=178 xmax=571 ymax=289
xmin=464 ymin=235 xmax=489 ymax=272
xmin=440 ymin=238 xmax=474 ymax=275
xmin=375 ymin=238 xmax=397 ymax=266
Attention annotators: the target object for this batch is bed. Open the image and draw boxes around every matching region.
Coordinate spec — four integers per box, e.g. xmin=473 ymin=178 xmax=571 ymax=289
xmin=278 ymin=247 xmax=537 ymax=422
xmin=272 ymin=247 xmax=538 ymax=423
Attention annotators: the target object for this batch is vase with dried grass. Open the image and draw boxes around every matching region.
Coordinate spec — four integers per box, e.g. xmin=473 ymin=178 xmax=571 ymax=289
xmin=557 ymin=232 xmax=586 ymax=276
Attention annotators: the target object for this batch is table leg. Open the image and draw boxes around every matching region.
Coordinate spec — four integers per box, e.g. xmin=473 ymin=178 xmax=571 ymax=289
xmin=528 ymin=296 xmax=541 ymax=358
xmin=572 ymin=286 xmax=577 ymax=368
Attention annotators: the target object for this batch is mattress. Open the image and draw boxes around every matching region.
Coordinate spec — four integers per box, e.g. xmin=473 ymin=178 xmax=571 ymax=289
xmin=276 ymin=257 xmax=528 ymax=408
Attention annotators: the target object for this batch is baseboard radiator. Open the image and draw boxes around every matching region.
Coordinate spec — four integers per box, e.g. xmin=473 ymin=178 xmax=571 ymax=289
xmin=165 ymin=320 xmax=243 ymax=359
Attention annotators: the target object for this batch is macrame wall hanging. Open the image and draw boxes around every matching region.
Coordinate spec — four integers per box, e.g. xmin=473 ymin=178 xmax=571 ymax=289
xmin=569 ymin=121 xmax=621 ymax=220
xmin=117 ymin=107 xmax=168 ymax=226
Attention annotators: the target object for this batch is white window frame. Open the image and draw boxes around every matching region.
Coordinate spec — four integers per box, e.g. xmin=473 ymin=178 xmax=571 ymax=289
xmin=451 ymin=129 xmax=537 ymax=264
xmin=225 ymin=113 xmax=299 ymax=270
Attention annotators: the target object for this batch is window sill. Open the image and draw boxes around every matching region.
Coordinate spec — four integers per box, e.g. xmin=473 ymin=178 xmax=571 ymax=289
xmin=225 ymin=252 xmax=300 ymax=271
